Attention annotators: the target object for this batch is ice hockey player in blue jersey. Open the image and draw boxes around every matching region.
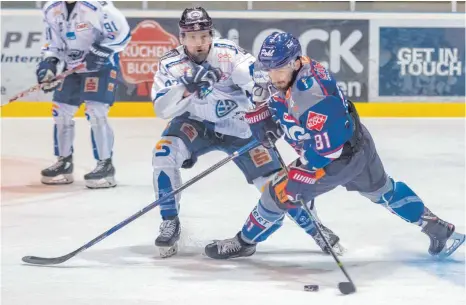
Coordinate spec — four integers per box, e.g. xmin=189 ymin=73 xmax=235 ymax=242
xmin=37 ymin=1 xmax=131 ymax=188
xmin=205 ymin=32 xmax=465 ymax=259
xmin=151 ymin=8 xmax=344 ymax=258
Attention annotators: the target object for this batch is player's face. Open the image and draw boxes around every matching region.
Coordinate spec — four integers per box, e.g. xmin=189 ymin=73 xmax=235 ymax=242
xmin=267 ymin=61 xmax=295 ymax=92
xmin=181 ymin=30 xmax=212 ymax=63
xmin=267 ymin=59 xmax=301 ymax=92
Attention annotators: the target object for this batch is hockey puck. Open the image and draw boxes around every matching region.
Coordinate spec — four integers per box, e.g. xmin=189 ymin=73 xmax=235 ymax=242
xmin=303 ymin=284 xmax=319 ymax=292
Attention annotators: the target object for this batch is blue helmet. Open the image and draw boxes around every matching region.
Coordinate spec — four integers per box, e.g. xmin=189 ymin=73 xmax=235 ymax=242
xmin=258 ymin=32 xmax=302 ymax=70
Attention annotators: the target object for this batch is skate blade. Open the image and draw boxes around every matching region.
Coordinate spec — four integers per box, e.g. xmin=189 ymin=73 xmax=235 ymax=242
xmin=437 ymin=232 xmax=465 ymax=259
xmin=158 ymin=243 xmax=179 ymax=258
xmin=85 ymin=177 xmax=116 ymax=189
xmin=41 ymin=174 xmax=74 ymax=185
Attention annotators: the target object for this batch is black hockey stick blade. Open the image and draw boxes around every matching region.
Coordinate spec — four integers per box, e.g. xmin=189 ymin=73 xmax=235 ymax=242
xmin=22 ymin=251 xmax=76 ymax=265
xmin=338 ymin=282 xmax=356 ymax=295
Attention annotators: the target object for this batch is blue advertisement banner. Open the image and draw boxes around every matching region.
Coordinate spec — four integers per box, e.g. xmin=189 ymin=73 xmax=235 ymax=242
xmin=378 ymin=27 xmax=465 ymax=97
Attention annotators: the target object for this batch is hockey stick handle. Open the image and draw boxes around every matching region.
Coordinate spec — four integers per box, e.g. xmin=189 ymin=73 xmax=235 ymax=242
xmin=266 ymin=136 xmax=356 ymax=293
xmin=6 ymin=63 xmax=86 ymax=105
xmin=22 ymin=139 xmax=260 ymax=265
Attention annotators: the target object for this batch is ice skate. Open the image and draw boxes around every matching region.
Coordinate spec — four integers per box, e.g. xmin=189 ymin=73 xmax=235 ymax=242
xmin=84 ymin=158 xmax=116 ymax=189
xmin=205 ymin=232 xmax=256 ymax=259
xmin=41 ymin=155 xmax=74 ymax=185
xmin=310 ymin=223 xmax=346 ymax=256
xmin=155 ymin=216 xmax=181 ymax=258
xmin=420 ymin=208 xmax=465 ymax=258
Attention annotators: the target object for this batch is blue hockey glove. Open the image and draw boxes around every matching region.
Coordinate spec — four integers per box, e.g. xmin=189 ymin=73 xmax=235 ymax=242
xmin=36 ymin=57 xmax=60 ymax=93
xmin=179 ymin=63 xmax=222 ymax=98
xmin=244 ymin=104 xmax=283 ymax=149
xmin=84 ymin=43 xmax=113 ymax=71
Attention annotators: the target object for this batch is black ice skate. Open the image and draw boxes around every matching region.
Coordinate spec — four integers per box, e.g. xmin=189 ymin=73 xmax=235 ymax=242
xmin=311 ymin=223 xmax=346 ymax=256
xmin=155 ymin=216 xmax=181 ymax=258
xmin=204 ymin=232 xmax=256 ymax=259
xmin=420 ymin=208 xmax=465 ymax=258
xmin=84 ymin=158 xmax=116 ymax=189
xmin=41 ymin=155 xmax=74 ymax=185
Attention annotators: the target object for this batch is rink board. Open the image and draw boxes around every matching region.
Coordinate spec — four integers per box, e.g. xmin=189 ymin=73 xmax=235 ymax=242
xmin=1 ymin=102 xmax=464 ymax=117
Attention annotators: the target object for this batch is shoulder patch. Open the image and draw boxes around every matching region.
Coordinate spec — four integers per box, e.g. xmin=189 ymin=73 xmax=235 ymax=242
xmin=312 ymin=61 xmax=331 ymax=80
xmin=160 ymin=49 xmax=180 ymax=62
xmin=297 ymin=76 xmax=314 ymax=91
xmin=44 ymin=1 xmax=61 ymax=15
xmin=81 ymin=1 xmax=98 ymax=11
xmin=214 ymin=43 xmax=238 ymax=54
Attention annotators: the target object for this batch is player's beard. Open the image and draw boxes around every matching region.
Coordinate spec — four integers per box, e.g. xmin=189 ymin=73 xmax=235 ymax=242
xmin=273 ymin=69 xmax=300 ymax=92
xmin=273 ymin=80 xmax=293 ymax=92
xmin=186 ymin=45 xmax=211 ymax=64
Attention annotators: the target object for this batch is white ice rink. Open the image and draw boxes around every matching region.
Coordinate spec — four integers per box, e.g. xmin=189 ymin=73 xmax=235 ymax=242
xmin=1 ymin=118 xmax=465 ymax=305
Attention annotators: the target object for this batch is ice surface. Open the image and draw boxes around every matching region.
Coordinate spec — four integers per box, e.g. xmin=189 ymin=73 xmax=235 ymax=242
xmin=1 ymin=118 xmax=465 ymax=305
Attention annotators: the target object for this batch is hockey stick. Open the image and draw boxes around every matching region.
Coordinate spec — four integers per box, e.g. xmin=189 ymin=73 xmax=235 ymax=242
xmin=4 ymin=63 xmax=86 ymax=105
xmin=22 ymin=139 xmax=260 ymax=265
xmin=266 ymin=136 xmax=356 ymax=295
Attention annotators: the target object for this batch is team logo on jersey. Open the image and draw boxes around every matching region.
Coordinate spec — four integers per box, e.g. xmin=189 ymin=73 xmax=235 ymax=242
xmin=215 ymin=99 xmax=238 ymax=118
xmin=107 ymin=83 xmax=114 ymax=92
xmin=306 ymin=111 xmax=328 ymax=131
xmin=297 ymin=76 xmax=314 ymax=91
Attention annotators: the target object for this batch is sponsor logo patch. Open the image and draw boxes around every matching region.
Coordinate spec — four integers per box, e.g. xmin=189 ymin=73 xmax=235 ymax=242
xmin=249 ymin=146 xmax=272 ymax=167
xmin=180 ymin=123 xmax=198 ymax=142
xmin=306 ymin=111 xmax=328 ymax=131
xmin=84 ymin=77 xmax=99 ymax=92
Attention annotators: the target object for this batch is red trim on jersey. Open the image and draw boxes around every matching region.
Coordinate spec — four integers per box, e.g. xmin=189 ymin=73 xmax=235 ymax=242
xmin=309 ymin=63 xmax=329 ymax=96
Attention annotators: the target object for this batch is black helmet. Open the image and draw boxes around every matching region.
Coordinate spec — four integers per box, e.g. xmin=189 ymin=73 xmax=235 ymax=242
xmin=179 ymin=7 xmax=213 ymax=33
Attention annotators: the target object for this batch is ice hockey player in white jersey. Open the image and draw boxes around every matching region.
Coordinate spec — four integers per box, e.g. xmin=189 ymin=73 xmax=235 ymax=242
xmin=37 ymin=1 xmax=131 ymax=188
xmin=151 ymin=7 xmax=344 ymax=258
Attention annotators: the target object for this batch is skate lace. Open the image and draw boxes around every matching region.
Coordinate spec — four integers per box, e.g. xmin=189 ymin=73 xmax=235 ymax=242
xmin=159 ymin=220 xmax=177 ymax=238
xmin=48 ymin=158 xmax=65 ymax=171
xmin=91 ymin=160 xmax=107 ymax=173
xmin=217 ymin=238 xmax=241 ymax=254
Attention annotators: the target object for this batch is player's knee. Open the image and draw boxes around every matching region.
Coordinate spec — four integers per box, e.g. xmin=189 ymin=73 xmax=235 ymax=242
xmin=252 ymin=167 xmax=283 ymax=192
xmin=85 ymin=101 xmax=110 ymax=126
xmin=52 ymin=102 xmax=77 ymax=125
xmin=152 ymin=136 xmax=190 ymax=170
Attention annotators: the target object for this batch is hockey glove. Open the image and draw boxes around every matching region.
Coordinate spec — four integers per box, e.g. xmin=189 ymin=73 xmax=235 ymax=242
xmin=244 ymin=104 xmax=283 ymax=149
xmin=285 ymin=165 xmax=325 ymax=205
xmin=84 ymin=43 xmax=113 ymax=71
xmin=179 ymin=63 xmax=222 ymax=98
xmin=36 ymin=57 xmax=60 ymax=93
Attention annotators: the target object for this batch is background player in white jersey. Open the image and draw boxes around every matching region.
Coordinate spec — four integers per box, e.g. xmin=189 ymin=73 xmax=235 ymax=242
xmin=151 ymin=7 xmax=344 ymax=258
xmin=36 ymin=1 xmax=130 ymax=188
